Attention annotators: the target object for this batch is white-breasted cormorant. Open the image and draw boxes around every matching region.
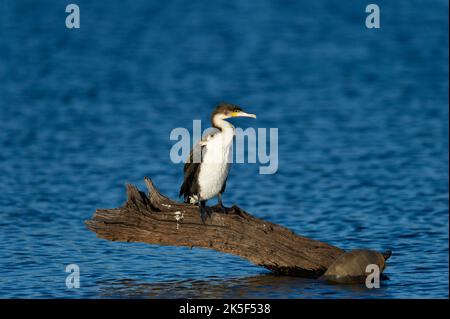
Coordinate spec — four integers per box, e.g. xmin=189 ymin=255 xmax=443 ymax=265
xmin=179 ymin=103 xmax=256 ymax=222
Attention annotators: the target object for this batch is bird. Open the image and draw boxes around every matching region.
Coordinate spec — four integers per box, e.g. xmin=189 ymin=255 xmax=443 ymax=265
xmin=179 ymin=102 xmax=256 ymax=222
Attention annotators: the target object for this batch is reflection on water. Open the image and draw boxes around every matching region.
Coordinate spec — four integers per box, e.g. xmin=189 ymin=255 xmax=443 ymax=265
xmin=97 ymin=274 xmax=390 ymax=299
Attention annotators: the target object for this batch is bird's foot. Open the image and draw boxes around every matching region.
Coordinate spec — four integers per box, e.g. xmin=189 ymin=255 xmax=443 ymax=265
xmin=199 ymin=203 xmax=213 ymax=224
xmin=210 ymin=203 xmax=229 ymax=214
xmin=200 ymin=210 xmax=208 ymax=224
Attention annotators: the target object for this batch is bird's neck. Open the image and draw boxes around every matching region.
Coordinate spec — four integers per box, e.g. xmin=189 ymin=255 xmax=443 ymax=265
xmin=212 ymin=116 xmax=234 ymax=132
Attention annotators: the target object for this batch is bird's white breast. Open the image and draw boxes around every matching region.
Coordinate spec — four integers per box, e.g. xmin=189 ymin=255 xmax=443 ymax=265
xmin=197 ymin=128 xmax=234 ymax=200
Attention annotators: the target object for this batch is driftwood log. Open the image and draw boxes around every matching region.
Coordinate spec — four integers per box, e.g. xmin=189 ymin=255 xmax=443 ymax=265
xmin=85 ymin=177 xmax=391 ymax=282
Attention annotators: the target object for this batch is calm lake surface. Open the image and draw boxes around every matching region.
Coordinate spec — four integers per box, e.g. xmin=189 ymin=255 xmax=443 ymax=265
xmin=0 ymin=0 xmax=448 ymax=298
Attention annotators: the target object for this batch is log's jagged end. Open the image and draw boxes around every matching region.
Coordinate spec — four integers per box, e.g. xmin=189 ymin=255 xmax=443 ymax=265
xmin=124 ymin=183 xmax=150 ymax=210
xmin=85 ymin=177 xmax=391 ymax=282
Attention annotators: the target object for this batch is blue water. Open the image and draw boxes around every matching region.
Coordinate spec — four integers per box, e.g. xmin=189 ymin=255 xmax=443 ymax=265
xmin=0 ymin=0 xmax=448 ymax=298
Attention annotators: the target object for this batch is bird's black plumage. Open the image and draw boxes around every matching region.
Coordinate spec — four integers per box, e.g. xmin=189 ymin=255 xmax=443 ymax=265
xmin=179 ymin=145 xmax=202 ymax=202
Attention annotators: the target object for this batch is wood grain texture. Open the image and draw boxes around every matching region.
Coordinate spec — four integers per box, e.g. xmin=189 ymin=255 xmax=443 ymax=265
xmin=85 ymin=177 xmax=346 ymax=277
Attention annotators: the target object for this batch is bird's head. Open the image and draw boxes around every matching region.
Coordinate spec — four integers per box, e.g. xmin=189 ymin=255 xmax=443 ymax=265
xmin=211 ymin=103 xmax=257 ymax=125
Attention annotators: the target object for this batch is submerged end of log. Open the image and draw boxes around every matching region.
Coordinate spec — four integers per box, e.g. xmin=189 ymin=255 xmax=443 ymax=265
xmin=322 ymin=249 xmax=392 ymax=284
xmin=85 ymin=177 xmax=391 ymax=281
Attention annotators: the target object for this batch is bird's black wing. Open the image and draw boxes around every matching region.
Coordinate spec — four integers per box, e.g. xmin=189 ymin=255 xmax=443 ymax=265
xmin=179 ymin=146 xmax=202 ymax=201
xmin=179 ymin=129 xmax=220 ymax=202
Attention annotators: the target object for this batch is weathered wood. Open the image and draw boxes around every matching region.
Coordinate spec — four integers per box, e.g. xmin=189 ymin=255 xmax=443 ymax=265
xmin=85 ymin=177 xmax=388 ymax=279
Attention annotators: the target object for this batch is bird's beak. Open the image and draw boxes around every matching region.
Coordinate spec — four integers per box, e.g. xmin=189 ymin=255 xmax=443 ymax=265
xmin=231 ymin=111 xmax=257 ymax=119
